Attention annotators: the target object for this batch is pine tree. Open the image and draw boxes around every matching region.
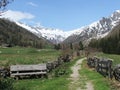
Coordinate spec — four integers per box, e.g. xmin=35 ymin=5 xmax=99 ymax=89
xmin=79 ymin=41 xmax=83 ymax=50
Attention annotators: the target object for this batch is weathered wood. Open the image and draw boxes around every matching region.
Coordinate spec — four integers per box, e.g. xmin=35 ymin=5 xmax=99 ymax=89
xmin=96 ymin=58 xmax=113 ymax=79
xmin=10 ymin=64 xmax=47 ymax=78
xmin=113 ymin=64 xmax=120 ymax=81
xmin=11 ymin=72 xmax=47 ymax=76
xmin=10 ymin=64 xmax=47 ymax=71
xmin=87 ymin=56 xmax=113 ymax=79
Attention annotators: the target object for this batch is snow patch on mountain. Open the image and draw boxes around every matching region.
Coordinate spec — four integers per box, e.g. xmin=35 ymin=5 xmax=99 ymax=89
xmin=15 ymin=22 xmax=42 ymax=38
xmin=1 ymin=10 xmax=120 ymax=44
xmin=64 ymin=10 xmax=120 ymax=44
xmin=15 ymin=22 xmax=75 ymax=44
xmin=15 ymin=10 xmax=120 ymax=44
xmin=35 ymin=27 xmax=70 ymax=43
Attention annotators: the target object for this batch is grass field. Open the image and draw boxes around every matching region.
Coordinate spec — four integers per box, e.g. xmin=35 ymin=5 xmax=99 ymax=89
xmin=0 ymin=47 xmax=80 ymax=90
xmin=13 ymin=55 xmax=79 ymax=90
xmin=14 ymin=76 xmax=69 ymax=90
xmin=2 ymin=47 xmax=119 ymax=90
xmin=0 ymin=47 xmax=61 ymax=66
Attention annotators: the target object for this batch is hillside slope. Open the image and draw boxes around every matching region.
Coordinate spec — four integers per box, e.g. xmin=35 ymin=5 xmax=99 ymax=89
xmin=0 ymin=18 xmax=51 ymax=48
xmin=89 ymin=23 xmax=120 ymax=54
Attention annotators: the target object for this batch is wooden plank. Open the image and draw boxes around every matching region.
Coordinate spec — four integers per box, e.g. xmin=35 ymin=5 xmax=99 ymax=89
xmin=10 ymin=64 xmax=47 ymax=71
xmin=11 ymin=72 xmax=47 ymax=76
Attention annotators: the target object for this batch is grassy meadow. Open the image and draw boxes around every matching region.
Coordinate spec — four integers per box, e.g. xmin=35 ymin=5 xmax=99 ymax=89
xmin=1 ymin=46 xmax=120 ymax=90
xmin=0 ymin=47 xmax=61 ymax=66
xmin=14 ymin=76 xmax=68 ymax=90
xmin=13 ymin=52 xmax=79 ymax=90
xmin=0 ymin=47 xmax=80 ymax=90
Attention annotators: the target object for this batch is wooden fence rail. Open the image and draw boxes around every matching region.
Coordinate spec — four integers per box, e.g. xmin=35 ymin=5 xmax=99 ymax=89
xmin=87 ymin=56 xmax=113 ymax=79
xmin=113 ymin=64 xmax=120 ymax=81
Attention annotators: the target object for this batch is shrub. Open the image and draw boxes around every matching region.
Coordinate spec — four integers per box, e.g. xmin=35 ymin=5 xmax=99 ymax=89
xmin=0 ymin=78 xmax=14 ymax=90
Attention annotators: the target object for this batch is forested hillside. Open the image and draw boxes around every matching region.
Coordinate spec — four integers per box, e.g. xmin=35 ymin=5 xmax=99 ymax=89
xmin=0 ymin=18 xmax=51 ymax=48
xmin=89 ymin=23 xmax=120 ymax=54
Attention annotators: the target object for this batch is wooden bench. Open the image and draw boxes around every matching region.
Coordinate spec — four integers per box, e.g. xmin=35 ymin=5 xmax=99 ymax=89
xmin=10 ymin=64 xmax=47 ymax=79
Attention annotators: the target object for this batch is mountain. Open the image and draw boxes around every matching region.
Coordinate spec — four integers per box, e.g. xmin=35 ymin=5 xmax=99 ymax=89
xmin=0 ymin=18 xmax=51 ymax=48
xmin=15 ymin=22 xmax=74 ymax=44
xmin=16 ymin=10 xmax=120 ymax=45
xmin=1 ymin=10 xmax=120 ymax=45
xmin=63 ymin=10 xmax=120 ymax=45
xmin=88 ymin=23 xmax=120 ymax=54
xmin=34 ymin=27 xmax=74 ymax=44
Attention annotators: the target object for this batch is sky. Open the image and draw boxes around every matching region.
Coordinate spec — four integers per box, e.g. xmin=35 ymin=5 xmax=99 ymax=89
xmin=2 ymin=0 xmax=120 ymax=31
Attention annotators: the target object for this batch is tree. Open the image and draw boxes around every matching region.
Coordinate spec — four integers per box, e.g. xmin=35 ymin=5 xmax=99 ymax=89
xmin=117 ymin=41 xmax=120 ymax=54
xmin=54 ymin=44 xmax=61 ymax=50
xmin=70 ymin=43 xmax=73 ymax=50
xmin=0 ymin=0 xmax=13 ymax=8
xmin=0 ymin=0 xmax=14 ymax=13
xmin=79 ymin=41 xmax=84 ymax=50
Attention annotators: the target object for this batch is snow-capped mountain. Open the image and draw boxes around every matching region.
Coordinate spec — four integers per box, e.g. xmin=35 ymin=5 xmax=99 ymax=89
xmin=1 ymin=10 xmax=120 ymax=44
xmin=15 ymin=22 xmax=42 ymax=38
xmin=63 ymin=10 xmax=120 ymax=44
xmin=34 ymin=27 xmax=74 ymax=44
xmin=15 ymin=22 xmax=74 ymax=44
xmin=15 ymin=10 xmax=120 ymax=44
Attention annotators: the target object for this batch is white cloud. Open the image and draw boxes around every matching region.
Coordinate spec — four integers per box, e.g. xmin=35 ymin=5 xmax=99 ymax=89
xmin=0 ymin=10 xmax=35 ymax=21
xmin=27 ymin=2 xmax=38 ymax=7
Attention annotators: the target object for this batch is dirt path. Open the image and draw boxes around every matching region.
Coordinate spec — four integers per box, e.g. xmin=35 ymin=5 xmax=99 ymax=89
xmin=69 ymin=58 xmax=94 ymax=90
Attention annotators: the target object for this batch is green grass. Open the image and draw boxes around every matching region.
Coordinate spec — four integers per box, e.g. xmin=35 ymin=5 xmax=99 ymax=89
xmin=97 ymin=52 xmax=120 ymax=66
xmin=0 ymin=47 xmax=61 ymax=66
xmin=0 ymin=46 xmax=86 ymax=90
xmin=14 ymin=77 xmax=68 ymax=90
xmin=0 ymin=47 xmax=67 ymax=90
xmin=0 ymin=47 xmax=81 ymax=90
xmin=79 ymin=60 xmax=112 ymax=90
xmin=13 ymin=57 xmax=80 ymax=90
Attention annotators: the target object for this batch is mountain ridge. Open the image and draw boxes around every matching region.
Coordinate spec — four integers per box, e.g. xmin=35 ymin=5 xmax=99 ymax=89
xmin=15 ymin=21 xmax=75 ymax=44
xmin=63 ymin=10 xmax=120 ymax=44
xmin=1 ymin=10 xmax=120 ymax=44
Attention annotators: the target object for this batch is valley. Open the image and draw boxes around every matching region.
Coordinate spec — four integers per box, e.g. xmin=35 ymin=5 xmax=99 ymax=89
xmin=15 ymin=10 xmax=120 ymax=44
xmin=0 ymin=1 xmax=120 ymax=90
xmin=0 ymin=47 xmax=120 ymax=90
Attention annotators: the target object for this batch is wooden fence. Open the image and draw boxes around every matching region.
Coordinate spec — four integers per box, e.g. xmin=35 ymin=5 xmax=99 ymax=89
xmin=87 ymin=56 xmax=113 ymax=79
xmin=113 ymin=64 xmax=120 ymax=81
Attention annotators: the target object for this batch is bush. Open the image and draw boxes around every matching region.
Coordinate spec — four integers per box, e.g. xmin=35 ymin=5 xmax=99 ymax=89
xmin=0 ymin=78 xmax=14 ymax=90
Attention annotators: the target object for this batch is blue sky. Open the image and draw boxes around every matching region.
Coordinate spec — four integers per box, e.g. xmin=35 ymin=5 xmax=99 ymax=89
xmin=5 ymin=0 xmax=120 ymax=31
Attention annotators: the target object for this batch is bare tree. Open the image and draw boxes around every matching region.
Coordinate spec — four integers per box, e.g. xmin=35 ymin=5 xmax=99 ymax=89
xmin=0 ymin=0 xmax=13 ymax=11
xmin=0 ymin=0 xmax=13 ymax=8
xmin=0 ymin=0 xmax=13 ymax=15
